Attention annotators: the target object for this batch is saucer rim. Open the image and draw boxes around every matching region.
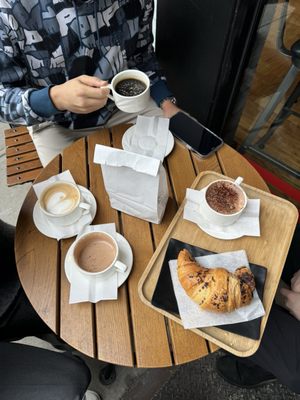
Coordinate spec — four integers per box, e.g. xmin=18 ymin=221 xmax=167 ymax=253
xmin=33 ymin=185 xmax=97 ymax=239
xmin=194 ymin=188 xmax=245 ymax=240
xmin=196 ymin=222 xmax=243 ymax=240
xmin=64 ymin=232 xmax=133 ymax=288
xmin=122 ymin=125 xmax=175 ymax=157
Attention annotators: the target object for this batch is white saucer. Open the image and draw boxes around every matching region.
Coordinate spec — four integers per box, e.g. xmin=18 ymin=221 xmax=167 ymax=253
xmin=64 ymin=232 xmax=133 ymax=287
xmin=33 ymin=185 xmax=97 ymax=240
xmin=122 ymin=125 xmax=175 ymax=157
xmin=196 ymin=202 xmax=243 ymax=240
xmin=196 ymin=219 xmax=243 ymax=240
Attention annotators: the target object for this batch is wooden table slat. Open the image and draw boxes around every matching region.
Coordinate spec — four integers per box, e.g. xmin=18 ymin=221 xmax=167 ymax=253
xmin=4 ymin=126 xmax=29 ymax=138
xmin=7 ymin=168 xmax=43 ymax=186
xmin=7 ymin=150 xmax=40 ymax=166
xmin=151 ymin=158 xmax=210 ymax=363
xmin=167 ymin=141 xmax=198 ymax=205
xmin=7 ymin=159 xmax=42 ymax=176
xmin=6 ymin=142 xmax=36 ymax=157
xmin=192 ymin=151 xmax=221 ymax=175
xmin=15 ymin=157 xmax=60 ymax=332
xmin=59 ymin=139 xmax=95 ymax=358
xmin=111 ymin=126 xmax=172 ymax=367
xmin=217 ymin=145 xmax=270 ymax=192
xmin=5 ymin=133 xmax=32 ymax=147
xmin=88 ymin=130 xmax=134 ymax=365
xmin=169 ymin=320 xmax=209 ymax=365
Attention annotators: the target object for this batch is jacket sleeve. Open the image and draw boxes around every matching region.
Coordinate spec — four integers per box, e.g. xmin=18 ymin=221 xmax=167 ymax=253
xmin=0 ymin=14 xmax=52 ymax=126
xmin=127 ymin=0 xmax=174 ymax=106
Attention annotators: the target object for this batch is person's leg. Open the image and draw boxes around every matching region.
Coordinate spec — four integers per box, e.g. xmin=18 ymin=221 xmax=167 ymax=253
xmin=280 ymin=223 xmax=300 ymax=284
xmin=0 ymin=342 xmax=91 ymax=400
xmin=216 ymin=224 xmax=300 ymax=393
xmin=217 ymin=304 xmax=300 ymax=393
xmin=0 ymin=220 xmax=20 ymax=322
xmin=29 ymin=100 xmax=163 ymax=166
xmin=28 ymin=122 xmax=87 ymax=167
xmin=0 ymin=219 xmax=50 ymax=341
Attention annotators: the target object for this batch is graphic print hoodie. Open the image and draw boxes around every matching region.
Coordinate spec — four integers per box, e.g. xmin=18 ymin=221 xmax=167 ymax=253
xmin=0 ymin=0 xmax=172 ymax=128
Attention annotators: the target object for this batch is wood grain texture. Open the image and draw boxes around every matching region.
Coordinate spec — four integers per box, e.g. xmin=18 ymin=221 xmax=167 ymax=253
xmin=218 ymin=145 xmax=270 ymax=192
xmin=60 ymin=138 xmax=95 ymax=358
xmin=89 ymin=128 xmax=134 ymax=366
xmin=15 ymin=157 xmax=60 ymax=332
xmin=112 ymin=125 xmax=172 ymax=367
xmin=15 ymin=125 xmax=277 ymax=367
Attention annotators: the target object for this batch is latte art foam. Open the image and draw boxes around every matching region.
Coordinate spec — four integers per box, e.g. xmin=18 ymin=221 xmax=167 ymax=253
xmin=41 ymin=183 xmax=79 ymax=215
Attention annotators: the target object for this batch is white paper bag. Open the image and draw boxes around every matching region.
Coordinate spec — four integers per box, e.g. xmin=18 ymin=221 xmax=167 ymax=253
xmin=93 ymin=144 xmax=169 ymax=224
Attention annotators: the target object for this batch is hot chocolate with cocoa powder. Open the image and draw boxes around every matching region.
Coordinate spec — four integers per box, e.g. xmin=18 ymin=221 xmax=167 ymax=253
xmin=205 ymin=181 xmax=245 ymax=215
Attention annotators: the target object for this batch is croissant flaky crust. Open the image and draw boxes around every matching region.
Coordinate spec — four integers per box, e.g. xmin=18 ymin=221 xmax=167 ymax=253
xmin=177 ymin=249 xmax=255 ymax=313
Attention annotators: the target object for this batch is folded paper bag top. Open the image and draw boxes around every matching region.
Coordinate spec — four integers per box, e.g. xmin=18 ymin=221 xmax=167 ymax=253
xmin=93 ymin=144 xmax=161 ymax=176
xmin=93 ymin=144 xmax=169 ymax=224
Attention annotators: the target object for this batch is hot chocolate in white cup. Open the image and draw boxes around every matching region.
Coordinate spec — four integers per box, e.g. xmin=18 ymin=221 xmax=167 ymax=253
xmin=200 ymin=177 xmax=247 ymax=226
xmin=106 ymin=69 xmax=150 ymax=113
xmin=38 ymin=181 xmax=91 ymax=226
xmin=71 ymin=231 xmax=127 ymax=278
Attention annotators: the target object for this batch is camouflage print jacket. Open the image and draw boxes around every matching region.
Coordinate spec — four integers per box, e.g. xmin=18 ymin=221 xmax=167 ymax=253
xmin=0 ymin=0 xmax=172 ymax=128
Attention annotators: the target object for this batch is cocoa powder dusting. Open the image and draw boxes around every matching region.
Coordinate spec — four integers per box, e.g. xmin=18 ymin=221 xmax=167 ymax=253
xmin=206 ymin=181 xmax=244 ymax=214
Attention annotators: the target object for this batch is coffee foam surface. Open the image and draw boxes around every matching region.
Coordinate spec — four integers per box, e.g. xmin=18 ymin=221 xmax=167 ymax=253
xmin=43 ymin=185 xmax=78 ymax=215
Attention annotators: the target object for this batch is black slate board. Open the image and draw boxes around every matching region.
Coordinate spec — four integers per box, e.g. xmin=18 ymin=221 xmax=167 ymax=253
xmin=151 ymin=238 xmax=267 ymax=340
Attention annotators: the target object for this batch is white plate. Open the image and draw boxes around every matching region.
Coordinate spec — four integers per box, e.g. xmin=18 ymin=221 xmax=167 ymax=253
xmin=33 ymin=185 xmax=97 ymax=240
xmin=122 ymin=125 xmax=175 ymax=157
xmin=64 ymin=232 xmax=133 ymax=288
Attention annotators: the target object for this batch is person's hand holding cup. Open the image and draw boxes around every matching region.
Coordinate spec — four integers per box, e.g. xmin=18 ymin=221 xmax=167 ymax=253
xmin=105 ymin=69 xmax=150 ymax=113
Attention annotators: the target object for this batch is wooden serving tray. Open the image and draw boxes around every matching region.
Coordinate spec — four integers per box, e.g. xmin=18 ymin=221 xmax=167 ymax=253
xmin=138 ymin=171 xmax=298 ymax=357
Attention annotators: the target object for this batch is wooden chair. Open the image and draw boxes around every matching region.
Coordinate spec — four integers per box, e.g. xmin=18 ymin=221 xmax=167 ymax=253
xmin=5 ymin=126 xmax=43 ymax=186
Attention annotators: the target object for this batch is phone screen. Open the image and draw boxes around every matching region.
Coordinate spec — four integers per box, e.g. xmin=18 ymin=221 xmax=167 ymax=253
xmin=169 ymin=112 xmax=223 ymax=157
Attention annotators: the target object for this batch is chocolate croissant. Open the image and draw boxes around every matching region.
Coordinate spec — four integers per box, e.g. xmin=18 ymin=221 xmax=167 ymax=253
xmin=177 ymin=249 xmax=255 ymax=313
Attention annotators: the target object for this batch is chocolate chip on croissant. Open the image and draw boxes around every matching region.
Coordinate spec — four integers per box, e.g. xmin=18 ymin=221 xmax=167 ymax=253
xmin=177 ymin=249 xmax=255 ymax=313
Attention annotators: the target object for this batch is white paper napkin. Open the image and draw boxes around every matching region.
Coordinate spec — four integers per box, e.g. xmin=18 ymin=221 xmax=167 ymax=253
xmin=129 ymin=115 xmax=169 ymax=161
xmin=184 ymin=188 xmax=260 ymax=237
xmin=68 ymin=223 xmax=118 ymax=304
xmin=169 ymin=250 xmax=265 ymax=329
xmin=33 ymin=170 xmax=93 ymax=240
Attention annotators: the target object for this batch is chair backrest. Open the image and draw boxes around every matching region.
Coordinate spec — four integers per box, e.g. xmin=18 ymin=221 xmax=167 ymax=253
xmin=5 ymin=126 xmax=42 ymax=186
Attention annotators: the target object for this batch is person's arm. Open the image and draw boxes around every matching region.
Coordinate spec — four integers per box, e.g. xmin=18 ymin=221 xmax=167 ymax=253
xmin=0 ymin=11 xmax=65 ymax=125
xmin=128 ymin=0 xmax=180 ymax=117
xmin=0 ymin=16 xmax=46 ymax=126
xmin=0 ymin=14 xmax=110 ymax=125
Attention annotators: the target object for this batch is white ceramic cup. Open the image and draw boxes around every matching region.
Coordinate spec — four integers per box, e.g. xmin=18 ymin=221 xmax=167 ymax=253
xmin=106 ymin=69 xmax=150 ymax=113
xmin=200 ymin=177 xmax=247 ymax=226
xmin=71 ymin=231 xmax=127 ymax=278
xmin=39 ymin=181 xmax=91 ymax=226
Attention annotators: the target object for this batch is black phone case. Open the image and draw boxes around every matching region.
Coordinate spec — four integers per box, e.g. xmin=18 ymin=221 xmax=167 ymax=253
xmin=151 ymin=238 xmax=267 ymax=340
xmin=169 ymin=112 xmax=224 ymax=157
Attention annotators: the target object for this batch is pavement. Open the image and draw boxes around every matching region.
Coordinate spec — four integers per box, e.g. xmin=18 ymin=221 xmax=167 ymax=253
xmin=1 ymin=122 xmax=299 ymax=400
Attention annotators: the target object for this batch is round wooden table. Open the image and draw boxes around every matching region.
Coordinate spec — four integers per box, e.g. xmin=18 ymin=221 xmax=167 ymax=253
xmin=15 ymin=124 xmax=270 ymax=367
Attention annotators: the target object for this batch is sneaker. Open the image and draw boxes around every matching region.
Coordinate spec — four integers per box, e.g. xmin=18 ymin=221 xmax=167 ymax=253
xmin=216 ymin=354 xmax=277 ymax=389
xmin=83 ymin=390 xmax=102 ymax=400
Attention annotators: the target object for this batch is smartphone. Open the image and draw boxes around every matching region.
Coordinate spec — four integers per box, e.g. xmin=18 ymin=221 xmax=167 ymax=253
xmin=169 ymin=112 xmax=224 ymax=157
